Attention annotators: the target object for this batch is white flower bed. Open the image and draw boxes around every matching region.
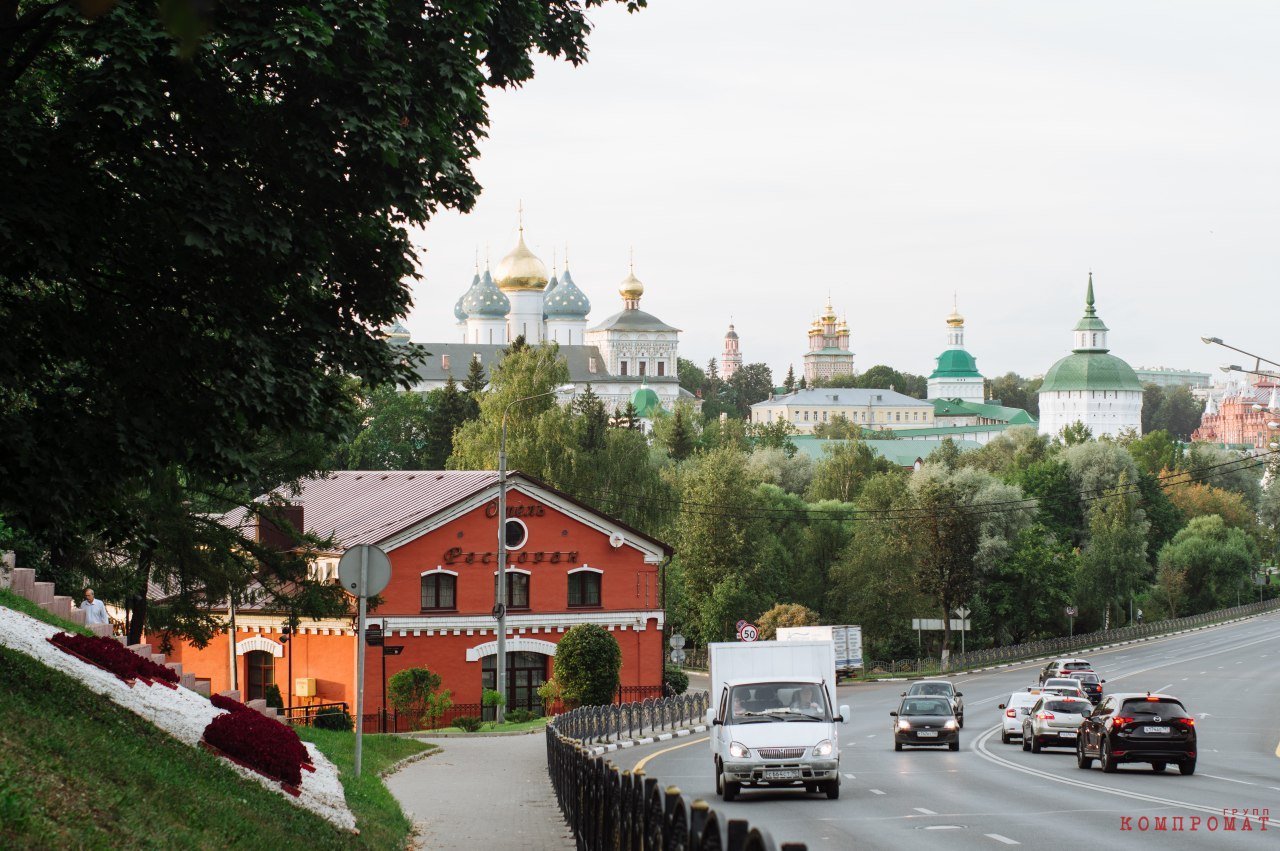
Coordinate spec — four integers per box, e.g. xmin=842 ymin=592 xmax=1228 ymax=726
xmin=0 ymin=605 xmax=356 ymax=831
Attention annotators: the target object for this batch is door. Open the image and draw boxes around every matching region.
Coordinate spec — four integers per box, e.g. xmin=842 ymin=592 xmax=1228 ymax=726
xmin=482 ymin=652 xmax=549 ymax=718
xmin=245 ymin=650 xmax=275 ymax=702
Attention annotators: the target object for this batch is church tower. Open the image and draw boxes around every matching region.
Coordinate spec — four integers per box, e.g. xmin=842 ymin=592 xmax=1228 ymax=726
xmin=802 ymin=299 xmax=854 ymax=382
xmin=494 ymin=208 xmax=549 ymax=343
xmin=926 ymin=299 xmax=985 ymax=403
xmin=720 ymin=322 xmax=743 ymax=378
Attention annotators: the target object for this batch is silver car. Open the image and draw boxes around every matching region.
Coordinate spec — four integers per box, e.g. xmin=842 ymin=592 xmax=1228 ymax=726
xmin=902 ymin=680 xmax=965 ymax=728
xmin=998 ymin=691 xmax=1040 ymax=744
xmin=1022 ymin=695 xmax=1090 ymax=752
xmin=1041 ymin=678 xmax=1088 ymax=700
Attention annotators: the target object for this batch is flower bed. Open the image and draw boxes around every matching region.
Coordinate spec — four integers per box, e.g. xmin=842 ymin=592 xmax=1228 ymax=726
xmin=48 ymin=632 xmax=178 ymax=686
xmin=202 ymin=710 xmax=313 ymax=789
xmin=211 ymin=692 xmax=253 ymax=714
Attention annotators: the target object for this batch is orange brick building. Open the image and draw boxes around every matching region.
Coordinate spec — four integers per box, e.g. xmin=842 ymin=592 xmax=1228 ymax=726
xmin=1191 ymin=380 xmax=1278 ymax=449
xmin=159 ymin=471 xmax=671 ymax=724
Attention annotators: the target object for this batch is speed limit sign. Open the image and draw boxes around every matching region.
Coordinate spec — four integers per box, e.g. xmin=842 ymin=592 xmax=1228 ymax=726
xmin=738 ymin=623 xmax=759 ymax=642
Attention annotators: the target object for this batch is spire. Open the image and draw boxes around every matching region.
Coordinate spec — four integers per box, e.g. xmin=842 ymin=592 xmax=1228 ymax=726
xmin=1085 ymin=271 xmax=1096 ymax=316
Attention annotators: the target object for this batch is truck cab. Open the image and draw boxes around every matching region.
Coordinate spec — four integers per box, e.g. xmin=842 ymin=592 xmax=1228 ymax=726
xmin=706 ymin=641 xmax=850 ymax=801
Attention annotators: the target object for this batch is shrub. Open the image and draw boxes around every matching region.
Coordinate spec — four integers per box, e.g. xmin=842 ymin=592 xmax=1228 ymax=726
xmin=663 ymin=665 xmax=689 ymax=696
xmin=264 ymin=683 xmax=284 ymax=710
xmin=48 ymin=632 xmax=179 ymax=685
xmin=312 ymin=708 xmax=353 ymax=731
xmin=481 ymin=688 xmax=505 ymax=708
xmin=388 ymin=667 xmax=453 ymax=729
xmin=537 ymin=677 xmax=561 ymax=710
xmin=555 ymin=624 xmax=621 ymax=707
xmin=453 ymin=715 xmax=483 ymax=732
xmin=756 ymin=603 xmax=820 ymax=641
xmin=505 ymin=708 xmax=535 ymax=723
xmin=201 ymin=709 xmax=310 ymax=787
xmin=211 ymin=692 xmax=252 ymax=714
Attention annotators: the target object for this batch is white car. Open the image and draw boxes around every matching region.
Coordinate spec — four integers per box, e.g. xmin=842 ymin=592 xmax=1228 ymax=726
xmin=1041 ymin=678 xmax=1088 ymax=700
xmin=1022 ymin=695 xmax=1090 ymax=752
xmin=998 ymin=691 xmax=1040 ymax=744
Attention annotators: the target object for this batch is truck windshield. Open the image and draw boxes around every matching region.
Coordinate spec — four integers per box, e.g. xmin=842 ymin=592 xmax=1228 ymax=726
xmin=728 ymin=683 xmax=831 ymax=722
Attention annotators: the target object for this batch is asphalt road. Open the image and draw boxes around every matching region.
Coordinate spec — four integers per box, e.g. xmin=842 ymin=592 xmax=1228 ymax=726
xmin=613 ymin=614 xmax=1280 ymax=849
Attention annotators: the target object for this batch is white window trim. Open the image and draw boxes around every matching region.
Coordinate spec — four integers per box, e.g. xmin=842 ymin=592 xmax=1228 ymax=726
xmin=504 ymin=516 xmax=529 ymax=550
xmin=492 ymin=567 xmax=532 ymax=576
xmin=235 ymin=636 xmax=283 ymax=658
xmin=421 ymin=567 xmax=459 ymax=577
xmin=568 ymin=566 xmax=604 ymax=575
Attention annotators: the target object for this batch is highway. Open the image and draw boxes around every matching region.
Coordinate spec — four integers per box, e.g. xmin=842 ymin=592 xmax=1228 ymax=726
xmin=612 ymin=613 xmax=1280 ymax=848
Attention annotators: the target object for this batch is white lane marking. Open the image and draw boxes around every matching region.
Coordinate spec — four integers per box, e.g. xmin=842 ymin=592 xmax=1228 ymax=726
xmin=869 ymin=788 xmax=885 ymax=795
xmin=1153 ymin=683 xmax=1172 ymax=693
xmin=1201 ymin=774 xmax=1255 ymax=786
xmin=914 ymin=807 xmax=937 ymax=815
xmin=986 ymin=834 xmax=1020 ymax=845
xmin=1235 ymin=660 xmax=1244 ymax=664
xmin=1200 ymin=671 xmax=1207 ymax=674
xmin=843 ymin=773 xmax=856 ymax=780
xmin=925 ymin=825 xmax=962 ymax=830
xmin=1180 ymin=677 xmax=1188 ymax=681
xmin=867 ymin=734 xmax=876 ymax=738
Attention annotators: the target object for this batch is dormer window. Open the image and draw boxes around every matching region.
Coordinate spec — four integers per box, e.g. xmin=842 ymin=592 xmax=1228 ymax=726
xmin=588 ymin=356 xmax=598 ymax=374
xmin=441 ymin=354 xmax=451 ymax=370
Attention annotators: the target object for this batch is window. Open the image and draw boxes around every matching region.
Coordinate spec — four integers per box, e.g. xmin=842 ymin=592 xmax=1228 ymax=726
xmin=504 ymin=518 xmax=528 ymax=550
xmin=495 ymin=572 xmax=530 ymax=609
xmin=245 ymin=650 xmax=275 ymax=702
xmin=420 ymin=573 xmax=456 ymax=610
xmin=620 ymin=361 xmax=628 ymax=376
xmin=639 ymin=361 xmax=646 ymax=376
xmin=803 ymin=410 xmax=809 ymax=422
xmin=441 ymin=354 xmax=451 ymax=370
xmin=568 ymin=572 xmax=601 ymax=607
xmin=657 ymin=361 xmax=665 ymax=377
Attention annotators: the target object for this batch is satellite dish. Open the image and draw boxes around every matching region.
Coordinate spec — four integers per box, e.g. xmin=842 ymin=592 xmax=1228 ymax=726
xmin=608 ymin=532 xmax=625 ymax=549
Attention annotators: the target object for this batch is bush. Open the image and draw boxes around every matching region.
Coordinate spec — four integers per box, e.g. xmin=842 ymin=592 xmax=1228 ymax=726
xmin=537 ymin=677 xmax=561 ymax=709
xmin=312 ymin=708 xmax=353 ymax=731
xmin=201 ymin=709 xmax=310 ymax=787
xmin=263 ymin=683 xmax=284 ymax=710
xmin=211 ymin=692 xmax=252 ymax=714
xmin=505 ymin=708 xmax=536 ymax=723
xmin=387 ymin=667 xmax=453 ymax=729
xmin=555 ymin=624 xmax=621 ymax=707
xmin=453 ymin=715 xmax=483 ymax=732
xmin=756 ymin=603 xmax=820 ymax=641
xmin=481 ymin=688 xmax=505 ymax=708
xmin=48 ymin=632 xmax=179 ymax=685
xmin=663 ymin=665 xmax=689 ymax=696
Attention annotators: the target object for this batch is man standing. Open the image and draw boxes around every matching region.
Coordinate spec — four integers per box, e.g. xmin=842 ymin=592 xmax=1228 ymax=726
xmin=80 ymin=588 xmax=109 ymax=626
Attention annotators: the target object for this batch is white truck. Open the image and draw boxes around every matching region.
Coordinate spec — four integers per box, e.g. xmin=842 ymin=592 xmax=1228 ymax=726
xmin=776 ymin=624 xmax=863 ymax=675
xmin=706 ymin=640 xmax=849 ymax=801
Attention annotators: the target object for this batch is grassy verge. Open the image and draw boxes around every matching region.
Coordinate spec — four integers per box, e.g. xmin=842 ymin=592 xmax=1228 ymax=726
xmin=0 ymin=588 xmax=91 ymax=636
xmin=425 ymin=716 xmax=550 ymax=735
xmin=0 ymin=645 xmax=421 ymax=849
xmin=296 ymin=727 xmax=433 ymax=848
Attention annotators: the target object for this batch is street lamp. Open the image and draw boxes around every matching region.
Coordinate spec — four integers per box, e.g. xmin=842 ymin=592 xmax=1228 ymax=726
xmin=494 ymin=383 xmax=575 ymax=722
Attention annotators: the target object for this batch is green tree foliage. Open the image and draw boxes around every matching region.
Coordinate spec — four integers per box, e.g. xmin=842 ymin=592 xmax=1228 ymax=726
xmin=0 ymin=0 xmax=641 ymax=553
xmin=811 ymin=415 xmax=868 ymax=440
xmin=1014 ymin=459 xmax=1084 ymax=544
xmin=1141 ymin=385 xmax=1205 ymax=441
xmin=1127 ymin=430 xmax=1184 ymax=477
xmin=783 ymin=365 xmax=797 ymax=393
xmin=905 ymin=477 xmax=982 ymax=654
xmin=345 ymin=386 xmax=433 ymax=470
xmin=974 ymin=524 xmax=1075 ymax=645
xmin=961 ymin=426 xmax=1050 ymax=477
xmin=927 ymin=437 xmax=964 ymax=471
xmin=1058 ymin=421 xmax=1094 ymax=446
xmin=663 ymin=665 xmax=689 ymax=695
xmin=388 ymin=667 xmax=453 ymax=729
xmin=750 ymin=418 xmax=798 ymax=457
xmin=657 ymin=404 xmax=696 ymax=461
xmin=756 ymin=603 xmax=820 ymax=640
xmin=1076 ymin=479 xmax=1150 ymax=628
xmin=745 ymin=448 xmax=814 ymax=496
xmin=1062 ymin=440 xmax=1140 ymax=498
xmin=728 ymin=363 xmax=774 ymax=409
xmin=1183 ymin=443 xmax=1262 ymax=507
xmin=572 ymin=384 xmax=609 ymax=453
xmin=987 ymin=373 xmax=1042 ymax=417
xmin=1135 ymin=471 xmax=1184 ymax=555
xmin=425 ymin=378 xmax=479 ymax=467
xmin=816 ymin=365 xmax=928 ymax=398
xmin=677 ymin=358 xmax=707 ymax=399
xmin=1157 ymin=515 xmax=1259 ymax=613
xmin=462 ymin=357 xmax=489 ymax=394
xmin=555 ymin=624 xmax=622 ymax=707
xmin=806 ymin=440 xmax=893 ymax=503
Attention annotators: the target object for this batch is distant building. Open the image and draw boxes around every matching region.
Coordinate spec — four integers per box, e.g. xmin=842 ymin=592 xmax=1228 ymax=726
xmin=1133 ymin=367 xmax=1212 ymax=389
xmin=720 ymin=322 xmax=743 ymax=379
xmin=1038 ymin=274 xmax=1143 ymax=439
xmin=802 ymin=301 xmax=854 ymax=383
xmin=926 ymin=301 xmax=985 ymax=404
xmin=1191 ymin=379 xmax=1279 ymax=449
xmin=749 ymin=387 xmax=934 ymax=434
xmin=932 ymin=398 xmax=1037 ymax=428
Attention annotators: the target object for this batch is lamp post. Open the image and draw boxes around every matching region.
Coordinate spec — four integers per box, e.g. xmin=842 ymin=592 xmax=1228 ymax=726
xmin=495 ymin=383 xmax=575 ymax=723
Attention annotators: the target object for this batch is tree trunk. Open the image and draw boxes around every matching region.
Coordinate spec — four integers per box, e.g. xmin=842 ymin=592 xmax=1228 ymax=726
xmin=125 ymin=550 xmax=152 ymax=645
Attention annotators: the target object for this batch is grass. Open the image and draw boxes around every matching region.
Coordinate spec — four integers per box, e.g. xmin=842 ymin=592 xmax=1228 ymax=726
xmin=426 ymin=716 xmax=550 ymax=735
xmin=0 ymin=588 xmax=91 ymax=636
xmin=0 ymin=644 xmax=428 ymax=850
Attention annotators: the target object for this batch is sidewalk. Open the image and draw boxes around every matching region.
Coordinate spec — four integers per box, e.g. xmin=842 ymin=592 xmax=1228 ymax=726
xmin=386 ymin=733 xmax=574 ymax=850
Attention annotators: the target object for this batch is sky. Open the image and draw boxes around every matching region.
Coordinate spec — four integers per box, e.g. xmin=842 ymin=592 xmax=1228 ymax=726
xmin=402 ymin=0 xmax=1280 ymax=384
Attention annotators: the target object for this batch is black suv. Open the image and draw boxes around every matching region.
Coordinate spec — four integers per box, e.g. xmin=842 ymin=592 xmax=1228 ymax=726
xmin=1077 ymin=693 xmax=1196 ymax=775
xmin=1067 ymin=671 xmax=1105 ymax=704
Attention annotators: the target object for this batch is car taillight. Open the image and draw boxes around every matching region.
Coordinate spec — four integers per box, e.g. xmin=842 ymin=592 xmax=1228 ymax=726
xmin=1109 ymin=716 xmax=1134 ymax=728
xmin=1176 ymin=718 xmax=1195 ymax=727
xmin=1006 ymin=709 xmax=1016 ymax=718
xmin=1038 ymin=712 xmax=1055 ymax=720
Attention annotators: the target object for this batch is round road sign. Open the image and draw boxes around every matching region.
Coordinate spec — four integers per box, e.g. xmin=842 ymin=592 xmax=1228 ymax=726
xmin=669 ymin=634 xmax=686 ymax=650
xmin=670 ymin=648 xmax=687 ymax=665
xmin=337 ymin=544 xmax=392 ymax=598
xmin=739 ymin=623 xmax=759 ymax=642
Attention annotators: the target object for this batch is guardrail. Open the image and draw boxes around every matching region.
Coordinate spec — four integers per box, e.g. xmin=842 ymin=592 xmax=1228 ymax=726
xmin=546 ymin=694 xmax=806 ymax=851
xmin=555 ymin=693 xmax=710 ymax=745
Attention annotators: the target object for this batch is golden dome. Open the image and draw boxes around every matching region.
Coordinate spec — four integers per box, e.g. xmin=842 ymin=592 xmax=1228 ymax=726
xmin=494 ymin=227 xmax=548 ymax=292
xmin=619 ymin=269 xmax=644 ymax=300
xmin=946 ymin=309 xmax=964 ymax=327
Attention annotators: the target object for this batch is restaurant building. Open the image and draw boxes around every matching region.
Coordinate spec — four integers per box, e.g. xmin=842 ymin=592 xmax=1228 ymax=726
xmin=159 ymin=470 xmax=671 ymax=721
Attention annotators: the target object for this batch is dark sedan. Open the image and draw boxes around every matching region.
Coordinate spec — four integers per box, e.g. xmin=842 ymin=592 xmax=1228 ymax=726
xmin=1067 ymin=671 xmax=1105 ymax=704
xmin=891 ymin=696 xmax=960 ymax=751
xmin=1077 ymin=692 xmax=1196 ymax=775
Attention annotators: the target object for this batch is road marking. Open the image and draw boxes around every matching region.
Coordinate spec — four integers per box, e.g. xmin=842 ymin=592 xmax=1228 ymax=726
xmin=925 ymin=825 xmax=962 ymax=830
xmin=632 ymin=735 xmax=707 ymax=773
xmin=843 ymin=773 xmax=856 ymax=780
xmin=1275 ymin=738 xmax=1280 ymax=759
xmin=986 ymin=835 xmax=1020 ymax=845
xmin=1202 ymin=774 xmax=1255 ymax=786
xmin=914 ymin=807 xmax=937 ymax=815
xmin=1235 ymin=660 xmax=1244 ymax=664
xmin=1153 ymin=683 xmax=1172 ymax=693
xmin=1180 ymin=677 xmax=1188 ymax=681
xmin=869 ymin=789 xmax=885 ymax=795
xmin=866 ymin=734 xmax=876 ymax=738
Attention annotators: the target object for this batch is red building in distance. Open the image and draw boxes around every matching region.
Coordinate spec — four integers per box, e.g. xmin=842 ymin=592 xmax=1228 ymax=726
xmin=1192 ymin=379 xmax=1279 ymax=449
xmin=160 ymin=471 xmax=671 ymax=723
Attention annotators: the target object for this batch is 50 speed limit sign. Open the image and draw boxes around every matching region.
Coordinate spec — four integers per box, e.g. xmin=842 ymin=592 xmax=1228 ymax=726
xmin=738 ymin=622 xmax=759 ymax=642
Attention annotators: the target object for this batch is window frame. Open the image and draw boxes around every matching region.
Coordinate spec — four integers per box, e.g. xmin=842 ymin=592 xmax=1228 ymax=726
xmin=420 ymin=570 xmax=458 ymax=611
xmin=567 ymin=570 xmax=602 ymax=608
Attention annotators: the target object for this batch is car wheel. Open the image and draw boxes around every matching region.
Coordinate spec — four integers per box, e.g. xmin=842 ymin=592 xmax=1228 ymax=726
xmin=1022 ymin=731 xmax=1031 ymax=751
xmin=957 ymin=715 xmax=964 ymax=729
xmin=723 ymin=780 xmax=740 ymax=802
xmin=894 ymin=741 xmax=903 ymax=752
xmin=948 ymin=740 xmax=959 ymax=752
xmin=1031 ymin=735 xmax=1042 ymax=754
xmin=1179 ymin=759 xmax=1196 ymax=776
xmin=1151 ymin=762 xmax=1166 ymax=774
xmin=1076 ymin=739 xmax=1093 ymax=770
xmin=1001 ymin=730 xmax=1011 ymax=745
xmin=715 ymin=761 xmax=724 ymax=796
xmin=826 ymin=780 xmax=840 ymax=800
xmin=1101 ymin=739 xmax=1118 ymax=773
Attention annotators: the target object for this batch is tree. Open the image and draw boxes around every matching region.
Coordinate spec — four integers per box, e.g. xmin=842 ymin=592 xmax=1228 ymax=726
xmin=1 ymin=0 xmax=643 ymax=557
xmin=1143 ymin=385 xmax=1204 ymax=440
xmin=1062 ymin=440 xmax=1139 ymax=498
xmin=756 ymin=603 xmax=820 ymax=641
xmin=462 ymin=357 xmax=489 ymax=395
xmin=816 ymin=364 xmax=928 ymax=398
xmin=783 ymin=365 xmax=797 ymax=393
xmin=387 ymin=667 xmax=453 ymax=729
xmin=677 ymin=358 xmax=707 ymax=399
xmin=927 ymin=437 xmax=963 ymax=471
xmin=1076 ymin=478 xmax=1150 ymax=628
xmin=1165 ymin=480 xmax=1255 ymax=531
xmin=345 ymin=386 xmax=433 ymax=470
xmin=1140 ymin=384 xmax=1166 ymax=435
xmin=806 ymin=440 xmax=892 ymax=503
xmin=976 ymin=524 xmax=1075 ymax=645
xmin=1058 ymin=421 xmax=1093 ymax=446
xmin=1183 ymin=443 xmax=1262 ymax=507
xmin=812 ymin=415 xmax=864 ymax=440
xmin=750 ymin=418 xmax=798 ymax=457
xmin=1014 ymin=459 xmax=1084 ymax=544
xmin=555 ymin=624 xmax=622 ymax=707
xmin=1157 ymin=515 xmax=1259 ymax=613
xmin=572 ymin=384 xmax=609 ymax=453
xmin=728 ymin=363 xmax=774 ymax=409
xmin=1128 ymin=430 xmax=1184 ymax=477
xmin=746 ymin=447 xmax=815 ymax=495
xmin=660 ymin=404 xmax=695 ymax=461
xmin=905 ymin=478 xmax=982 ymax=657
xmin=799 ymin=376 xmax=808 ymax=390
xmin=425 ymin=378 xmax=478 ymax=468
xmin=962 ymin=426 xmax=1050 ymax=477
xmin=987 ymin=372 xmax=1041 ymax=416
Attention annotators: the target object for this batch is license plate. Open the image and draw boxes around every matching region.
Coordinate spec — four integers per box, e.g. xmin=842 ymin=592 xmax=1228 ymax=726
xmin=1144 ymin=726 xmax=1170 ymax=734
xmin=1059 ymin=732 xmax=1077 ymax=738
xmin=763 ymin=769 xmax=800 ymax=780
xmin=917 ymin=731 xmax=938 ymax=738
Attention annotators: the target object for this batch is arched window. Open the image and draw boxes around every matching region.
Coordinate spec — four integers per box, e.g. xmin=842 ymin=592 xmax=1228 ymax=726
xmin=420 ymin=573 xmax=456 ymax=610
xmin=568 ymin=572 xmax=602 ymax=607
xmin=245 ymin=650 xmax=275 ymax=702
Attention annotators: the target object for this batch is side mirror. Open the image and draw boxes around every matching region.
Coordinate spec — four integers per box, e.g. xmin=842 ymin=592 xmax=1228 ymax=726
xmin=705 ymin=709 xmax=716 ymax=726
xmin=900 ymin=691 xmax=907 ymax=697
xmin=889 ymin=711 xmax=898 ymax=717
xmin=839 ymin=705 xmax=850 ymax=724
xmin=955 ymin=692 xmax=963 ymax=697
xmin=997 ymin=704 xmax=1005 ymax=710
xmin=1100 ymin=679 xmax=1107 ymax=684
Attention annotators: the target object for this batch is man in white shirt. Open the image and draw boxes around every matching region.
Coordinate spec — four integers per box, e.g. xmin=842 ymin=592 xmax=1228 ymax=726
xmin=80 ymin=588 xmax=109 ymax=625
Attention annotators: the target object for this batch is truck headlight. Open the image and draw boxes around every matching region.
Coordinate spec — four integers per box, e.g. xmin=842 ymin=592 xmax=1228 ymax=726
xmin=728 ymin=741 xmax=750 ymax=759
xmin=944 ymin=719 xmax=958 ymax=730
xmin=813 ymin=739 xmax=834 ymax=757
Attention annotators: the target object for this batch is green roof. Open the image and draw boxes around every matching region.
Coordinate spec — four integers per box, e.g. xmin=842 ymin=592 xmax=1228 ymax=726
xmin=1039 ymin=351 xmax=1143 ymax=393
xmin=931 ymin=398 xmax=1036 ymax=425
xmin=929 ymin=348 xmax=982 ymax=379
xmin=630 ymin=386 xmax=661 ymax=418
xmin=791 ymin=435 xmax=983 ymax=467
xmin=887 ymin=423 xmax=1015 ymax=437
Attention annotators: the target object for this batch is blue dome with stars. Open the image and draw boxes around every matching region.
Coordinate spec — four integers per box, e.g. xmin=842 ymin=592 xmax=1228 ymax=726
xmin=461 ymin=269 xmax=510 ymax=318
xmin=544 ymin=267 xmax=591 ymax=319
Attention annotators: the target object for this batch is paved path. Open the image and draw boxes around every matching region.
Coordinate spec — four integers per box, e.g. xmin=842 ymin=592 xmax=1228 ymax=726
xmin=387 ymin=733 xmax=574 ymax=850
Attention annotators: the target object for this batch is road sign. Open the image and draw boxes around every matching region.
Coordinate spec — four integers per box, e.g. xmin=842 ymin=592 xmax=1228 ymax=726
xmin=735 ymin=619 xmax=748 ymax=632
xmin=492 ymin=603 xmax=506 ymax=620
xmin=1065 ymin=606 xmax=1078 ymax=617
xmin=669 ymin=634 xmax=686 ymax=649
xmin=953 ymin=606 xmax=971 ymax=619
xmin=670 ymin=648 xmax=687 ymax=665
xmin=911 ymin=618 xmax=969 ymax=630
xmin=738 ymin=623 xmax=759 ymax=642
xmin=338 ymin=544 xmax=392 ymax=598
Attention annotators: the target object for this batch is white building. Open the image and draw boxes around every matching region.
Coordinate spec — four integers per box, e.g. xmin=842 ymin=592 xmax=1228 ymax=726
xmin=926 ymin=302 xmax=985 ymax=404
xmin=750 ymin=387 xmax=936 ymax=434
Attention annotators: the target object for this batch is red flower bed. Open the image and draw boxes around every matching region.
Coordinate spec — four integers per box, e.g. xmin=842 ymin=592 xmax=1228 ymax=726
xmin=48 ymin=632 xmax=179 ymax=686
xmin=211 ymin=692 xmax=253 ymax=714
xmin=201 ymin=710 xmax=312 ymax=788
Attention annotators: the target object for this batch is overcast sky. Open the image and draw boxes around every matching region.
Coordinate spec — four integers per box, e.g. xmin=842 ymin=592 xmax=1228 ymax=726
xmin=403 ymin=1 xmax=1279 ymax=384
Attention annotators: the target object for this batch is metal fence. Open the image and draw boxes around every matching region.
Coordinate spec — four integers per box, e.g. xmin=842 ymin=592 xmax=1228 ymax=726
xmin=281 ymin=702 xmax=350 ymax=727
xmin=554 ymin=692 xmax=709 ymax=745
xmin=547 ymin=695 xmax=806 ymax=851
xmin=619 ymin=685 xmax=665 ymax=703
xmin=357 ymin=702 xmax=487 ymax=734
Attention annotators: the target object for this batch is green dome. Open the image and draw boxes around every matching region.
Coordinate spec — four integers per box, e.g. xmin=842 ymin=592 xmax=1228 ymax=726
xmin=630 ymin=386 xmax=661 ymax=418
xmin=929 ymin=348 xmax=982 ymax=379
xmin=1039 ymin=352 xmax=1143 ymax=393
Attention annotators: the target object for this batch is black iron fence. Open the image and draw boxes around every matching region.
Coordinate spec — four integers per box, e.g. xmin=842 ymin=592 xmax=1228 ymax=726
xmin=618 ymin=685 xmax=665 ymax=703
xmin=281 ymin=702 xmax=350 ymax=726
xmin=547 ymin=697 xmax=806 ymax=851
xmin=358 ymin=702 xmax=487 ymax=734
xmin=555 ymin=692 xmax=710 ymax=745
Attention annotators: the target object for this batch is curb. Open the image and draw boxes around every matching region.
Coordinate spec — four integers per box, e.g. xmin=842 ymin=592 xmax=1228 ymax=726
xmin=380 ymin=742 xmax=443 ymax=777
xmin=400 ymin=726 xmax=549 ymax=739
xmin=588 ymin=724 xmax=708 ymax=756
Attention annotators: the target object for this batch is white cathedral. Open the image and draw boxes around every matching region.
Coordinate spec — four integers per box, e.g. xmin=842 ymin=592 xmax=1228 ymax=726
xmin=410 ymin=219 xmax=696 ymax=416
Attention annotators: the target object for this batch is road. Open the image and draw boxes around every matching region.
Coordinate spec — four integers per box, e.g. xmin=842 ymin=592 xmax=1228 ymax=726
xmin=613 ymin=614 xmax=1280 ymax=849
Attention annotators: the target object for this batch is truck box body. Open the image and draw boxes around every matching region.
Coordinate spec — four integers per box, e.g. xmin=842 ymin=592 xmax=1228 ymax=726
xmin=776 ymin=625 xmax=863 ymax=672
xmin=708 ymin=640 xmax=837 ymax=711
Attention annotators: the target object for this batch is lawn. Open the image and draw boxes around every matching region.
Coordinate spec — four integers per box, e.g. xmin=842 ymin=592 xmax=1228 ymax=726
xmin=0 ymin=587 xmax=91 ymax=636
xmin=0 ymin=642 xmax=429 ymax=850
xmin=426 ymin=716 xmax=551 ymax=735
